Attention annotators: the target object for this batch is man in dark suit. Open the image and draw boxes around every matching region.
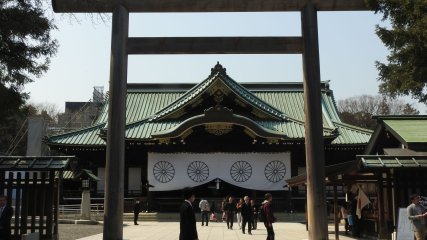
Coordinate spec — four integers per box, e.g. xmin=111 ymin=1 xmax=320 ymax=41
xmin=0 ymin=195 xmax=13 ymax=240
xmin=133 ymin=200 xmax=141 ymax=225
xmin=241 ymin=196 xmax=252 ymax=235
xmin=179 ymin=188 xmax=198 ymax=240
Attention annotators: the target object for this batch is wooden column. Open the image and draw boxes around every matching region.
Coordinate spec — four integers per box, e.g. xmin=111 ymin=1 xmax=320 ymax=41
xmin=377 ymin=173 xmax=388 ymax=239
xmin=391 ymin=169 xmax=398 ymax=229
xmin=333 ymin=183 xmax=339 ymax=240
xmin=103 ymin=5 xmax=129 ymax=240
xmin=386 ymin=170 xmax=394 ymax=233
xmin=54 ymin=178 xmax=59 ymax=240
xmin=301 ymin=3 xmax=328 ymax=240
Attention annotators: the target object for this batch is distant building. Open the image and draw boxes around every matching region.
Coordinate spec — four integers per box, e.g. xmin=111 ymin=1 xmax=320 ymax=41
xmin=53 ymin=87 xmax=105 ymax=134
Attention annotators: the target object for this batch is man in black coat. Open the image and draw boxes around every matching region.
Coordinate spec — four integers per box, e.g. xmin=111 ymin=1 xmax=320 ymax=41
xmin=179 ymin=188 xmax=198 ymax=240
xmin=0 ymin=195 xmax=13 ymax=240
xmin=241 ymin=196 xmax=252 ymax=235
xmin=133 ymin=200 xmax=141 ymax=225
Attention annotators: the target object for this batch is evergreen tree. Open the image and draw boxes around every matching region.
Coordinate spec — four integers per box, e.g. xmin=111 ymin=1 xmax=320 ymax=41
xmin=0 ymin=0 xmax=58 ymax=155
xmin=367 ymin=0 xmax=427 ymax=103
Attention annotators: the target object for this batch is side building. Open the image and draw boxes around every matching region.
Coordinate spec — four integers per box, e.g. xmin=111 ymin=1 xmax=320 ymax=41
xmin=45 ymin=63 xmax=372 ymax=211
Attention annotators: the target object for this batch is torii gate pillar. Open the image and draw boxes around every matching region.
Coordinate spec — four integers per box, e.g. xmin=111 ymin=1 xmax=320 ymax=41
xmin=301 ymin=3 xmax=328 ymax=239
xmin=103 ymin=5 xmax=128 ymax=240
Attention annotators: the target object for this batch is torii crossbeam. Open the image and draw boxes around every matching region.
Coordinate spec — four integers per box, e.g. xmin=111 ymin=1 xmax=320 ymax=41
xmin=52 ymin=1 xmax=369 ymax=239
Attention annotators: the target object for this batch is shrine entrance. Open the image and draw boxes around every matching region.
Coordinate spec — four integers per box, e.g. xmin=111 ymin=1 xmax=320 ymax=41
xmin=51 ymin=1 xmax=370 ymax=239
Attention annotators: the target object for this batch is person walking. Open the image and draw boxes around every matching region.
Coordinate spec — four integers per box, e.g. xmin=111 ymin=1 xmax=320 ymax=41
xmin=224 ymin=196 xmax=236 ymax=229
xmin=407 ymin=194 xmax=427 ymax=240
xmin=133 ymin=200 xmax=141 ymax=225
xmin=236 ymin=198 xmax=243 ymax=229
xmin=198 ymin=198 xmax=210 ymax=226
xmin=262 ymin=193 xmax=276 ymax=240
xmin=241 ymin=196 xmax=252 ymax=235
xmin=210 ymin=201 xmax=218 ymax=222
xmin=0 ymin=195 xmax=13 ymax=240
xmin=221 ymin=196 xmax=228 ymax=222
xmin=179 ymin=188 xmax=198 ymax=240
xmin=251 ymin=199 xmax=258 ymax=230
xmin=340 ymin=202 xmax=350 ymax=235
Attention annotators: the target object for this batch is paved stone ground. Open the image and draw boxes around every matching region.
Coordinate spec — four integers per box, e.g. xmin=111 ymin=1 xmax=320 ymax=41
xmin=72 ymin=221 xmax=370 ymax=240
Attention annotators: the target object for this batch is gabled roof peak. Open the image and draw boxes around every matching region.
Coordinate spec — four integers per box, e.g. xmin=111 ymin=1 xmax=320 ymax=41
xmin=210 ymin=62 xmax=227 ymax=77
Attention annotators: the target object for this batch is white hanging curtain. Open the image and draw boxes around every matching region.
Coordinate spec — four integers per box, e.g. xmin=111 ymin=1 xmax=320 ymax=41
xmin=147 ymin=152 xmax=291 ymax=191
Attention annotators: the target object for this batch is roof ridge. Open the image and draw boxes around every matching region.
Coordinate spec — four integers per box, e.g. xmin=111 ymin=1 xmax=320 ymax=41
xmin=332 ymin=121 xmax=373 ymax=133
xmin=148 ymin=73 xmax=215 ymax=121
xmin=374 ymin=115 xmax=427 ymax=120
xmin=218 ymin=73 xmax=285 ymax=119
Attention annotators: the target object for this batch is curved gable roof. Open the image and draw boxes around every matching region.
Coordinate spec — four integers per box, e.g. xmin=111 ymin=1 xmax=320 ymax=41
xmin=149 ymin=63 xmax=284 ymax=121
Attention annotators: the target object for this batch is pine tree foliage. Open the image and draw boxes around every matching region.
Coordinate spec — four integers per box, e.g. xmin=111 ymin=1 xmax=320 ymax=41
xmin=0 ymin=0 xmax=57 ymax=89
xmin=367 ymin=0 xmax=427 ymax=103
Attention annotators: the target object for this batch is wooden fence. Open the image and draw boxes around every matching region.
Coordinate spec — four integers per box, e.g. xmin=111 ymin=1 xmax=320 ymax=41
xmin=0 ymin=171 xmax=59 ymax=240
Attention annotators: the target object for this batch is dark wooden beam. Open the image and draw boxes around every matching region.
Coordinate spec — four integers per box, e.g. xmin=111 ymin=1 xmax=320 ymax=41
xmin=127 ymin=37 xmax=302 ymax=54
xmin=52 ymin=0 xmax=369 ymax=13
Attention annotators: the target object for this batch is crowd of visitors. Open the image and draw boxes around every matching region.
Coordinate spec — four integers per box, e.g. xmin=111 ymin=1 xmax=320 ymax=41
xmin=191 ymin=192 xmax=275 ymax=239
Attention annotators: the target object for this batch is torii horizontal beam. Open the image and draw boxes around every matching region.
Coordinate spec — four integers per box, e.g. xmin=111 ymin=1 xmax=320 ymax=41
xmin=127 ymin=37 xmax=303 ymax=54
xmin=52 ymin=0 xmax=368 ymax=13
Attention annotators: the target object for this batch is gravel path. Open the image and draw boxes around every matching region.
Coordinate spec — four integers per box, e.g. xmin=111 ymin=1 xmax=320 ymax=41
xmin=59 ymin=224 xmax=104 ymax=240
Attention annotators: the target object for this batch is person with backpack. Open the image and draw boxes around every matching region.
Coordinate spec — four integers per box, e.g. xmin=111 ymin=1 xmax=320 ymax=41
xmin=199 ymin=198 xmax=210 ymax=226
xmin=261 ymin=193 xmax=276 ymax=240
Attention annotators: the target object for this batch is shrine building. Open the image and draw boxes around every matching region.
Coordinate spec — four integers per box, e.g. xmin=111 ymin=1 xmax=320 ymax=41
xmin=45 ymin=63 xmax=372 ymax=211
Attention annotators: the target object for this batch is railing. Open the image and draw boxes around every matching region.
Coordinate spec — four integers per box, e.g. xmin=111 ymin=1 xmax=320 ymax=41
xmin=59 ymin=204 xmax=104 ymax=220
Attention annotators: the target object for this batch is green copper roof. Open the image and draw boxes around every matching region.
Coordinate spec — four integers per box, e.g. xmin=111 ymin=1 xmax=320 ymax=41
xmin=364 ymin=115 xmax=427 ymax=152
xmin=46 ymin=65 xmax=372 ymax=147
xmin=95 ymin=92 xmax=184 ymax=124
xmin=383 ymin=119 xmax=427 ymax=144
xmin=332 ymin=121 xmax=372 ymax=145
xmin=47 ymin=123 xmax=105 ymax=146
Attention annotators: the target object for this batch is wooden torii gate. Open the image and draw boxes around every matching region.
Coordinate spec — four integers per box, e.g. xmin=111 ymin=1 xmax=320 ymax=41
xmin=52 ymin=1 xmax=369 ymax=239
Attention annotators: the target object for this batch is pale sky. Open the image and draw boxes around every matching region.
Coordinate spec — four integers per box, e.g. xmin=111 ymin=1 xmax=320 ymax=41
xmin=24 ymin=10 xmax=425 ymax=113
